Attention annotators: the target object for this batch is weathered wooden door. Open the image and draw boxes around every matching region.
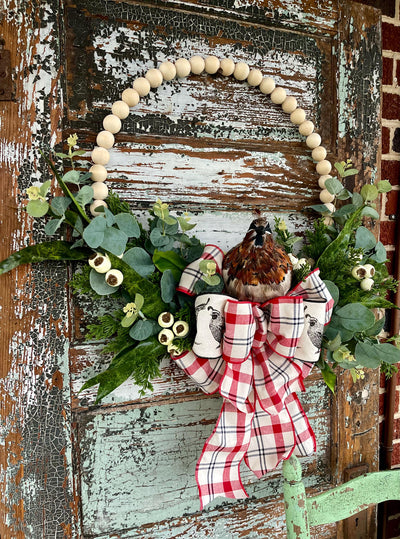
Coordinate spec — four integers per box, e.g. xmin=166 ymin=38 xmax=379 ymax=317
xmin=0 ymin=1 xmax=382 ymax=537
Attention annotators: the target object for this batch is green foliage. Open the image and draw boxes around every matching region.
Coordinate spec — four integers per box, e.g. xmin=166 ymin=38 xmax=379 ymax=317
xmin=302 ymin=219 xmax=334 ymax=261
xmin=86 ymin=312 xmax=124 ymax=341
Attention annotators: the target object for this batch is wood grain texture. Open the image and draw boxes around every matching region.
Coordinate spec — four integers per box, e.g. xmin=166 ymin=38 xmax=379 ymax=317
xmin=0 ymin=1 xmax=79 ymax=537
xmin=76 ymin=379 xmax=331 ymax=536
xmin=332 ymin=3 xmax=382 ymax=538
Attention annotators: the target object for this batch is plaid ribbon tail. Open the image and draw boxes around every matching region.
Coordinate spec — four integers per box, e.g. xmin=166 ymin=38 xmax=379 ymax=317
xmin=172 ymin=350 xmax=225 ymax=394
xmin=196 ymin=398 xmax=254 ymax=509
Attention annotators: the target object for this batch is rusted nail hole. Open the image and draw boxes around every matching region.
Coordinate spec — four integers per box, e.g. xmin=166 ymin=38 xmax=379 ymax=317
xmin=0 ymin=71 xmax=6 ymax=78
xmin=0 ymin=89 xmax=5 ymax=96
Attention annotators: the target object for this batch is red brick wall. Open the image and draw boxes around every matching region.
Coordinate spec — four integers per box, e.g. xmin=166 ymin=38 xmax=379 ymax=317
xmin=380 ymin=0 xmax=400 ymax=467
xmin=379 ymin=1 xmax=400 ymax=536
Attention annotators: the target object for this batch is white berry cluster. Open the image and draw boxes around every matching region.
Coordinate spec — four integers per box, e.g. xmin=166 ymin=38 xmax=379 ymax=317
xmin=157 ymin=312 xmax=189 ymax=356
xmin=351 ymin=263 xmax=375 ymax=291
xmin=88 ymin=252 xmax=124 ymax=287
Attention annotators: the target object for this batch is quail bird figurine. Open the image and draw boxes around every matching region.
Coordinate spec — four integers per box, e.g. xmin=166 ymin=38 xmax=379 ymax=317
xmin=222 ymin=217 xmax=293 ymax=303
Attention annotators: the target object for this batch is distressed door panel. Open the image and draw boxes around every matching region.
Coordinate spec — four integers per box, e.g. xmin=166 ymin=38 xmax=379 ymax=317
xmin=77 ymin=383 xmax=331 ymax=535
xmin=65 ymin=0 xmax=334 ymax=145
xmin=64 ymin=1 xmax=382 ymax=538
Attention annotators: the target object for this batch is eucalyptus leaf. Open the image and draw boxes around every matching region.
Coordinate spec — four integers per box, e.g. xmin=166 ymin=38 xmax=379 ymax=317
xmin=62 ymin=169 xmax=80 ymax=184
xmin=121 ymin=313 xmax=138 ymax=327
xmin=365 ymin=317 xmax=385 ymax=337
xmin=361 ymin=184 xmax=379 ymax=202
xmin=75 ymin=185 xmax=94 ymax=206
xmin=89 ymin=269 xmax=118 ymax=295
xmin=82 ymin=216 xmax=107 ymax=248
xmin=26 ymin=199 xmax=49 ymax=217
xmin=335 ymin=303 xmax=375 ymax=332
xmin=335 ymin=189 xmax=352 ymax=201
xmin=100 ymin=227 xmax=128 ymax=256
xmin=377 ymin=180 xmax=392 ymax=193
xmin=123 ymin=247 xmax=155 ymax=277
xmin=45 ymin=217 xmax=65 ymax=235
xmin=323 ymin=280 xmax=339 ymax=305
xmin=39 ymin=180 xmax=51 ymax=196
xmin=361 ymin=206 xmax=379 ymax=220
xmin=104 ymin=208 xmax=116 ymax=227
xmin=355 ymin=226 xmax=377 ymax=251
xmin=317 ymin=358 xmax=336 ymax=393
xmin=0 ymin=240 xmax=90 ymax=275
xmin=150 ymin=227 xmax=172 ymax=247
xmin=354 ymin=341 xmax=382 ymax=368
xmin=308 ymin=204 xmax=334 ymax=214
xmin=325 ymin=178 xmax=343 ymax=195
xmin=129 ymin=319 xmax=156 ymax=341
xmin=370 ymin=241 xmax=387 ymax=263
xmin=352 ymin=192 xmax=364 ymax=208
xmin=177 ymin=216 xmax=196 ymax=232
xmin=334 ymin=162 xmax=346 ymax=177
xmin=160 ymin=269 xmax=176 ymax=303
xmin=115 ymin=213 xmax=140 ymax=238
xmin=51 ymin=196 xmax=71 ymax=216
xmin=333 ymin=204 xmax=357 ymax=218
xmin=372 ymin=342 xmax=400 ymax=364
xmin=341 ymin=168 xmax=359 ymax=178
xmin=72 ymin=149 xmax=86 ymax=157
xmin=327 ymin=333 xmax=342 ymax=351
xmin=135 ymin=294 xmax=144 ymax=312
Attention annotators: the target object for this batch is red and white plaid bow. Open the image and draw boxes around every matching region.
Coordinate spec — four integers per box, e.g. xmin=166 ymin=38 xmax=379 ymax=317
xmin=173 ymin=251 xmax=333 ymax=509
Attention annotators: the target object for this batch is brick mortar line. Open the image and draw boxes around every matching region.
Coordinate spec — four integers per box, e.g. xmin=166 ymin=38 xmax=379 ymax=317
xmin=382 ymin=85 xmax=400 ymax=94
xmin=381 ymin=154 xmax=400 ymax=161
xmin=383 ymin=51 xmax=400 ymax=59
xmin=382 ymin=15 xmax=400 ymax=24
xmin=382 ymin=119 xmax=400 ymax=127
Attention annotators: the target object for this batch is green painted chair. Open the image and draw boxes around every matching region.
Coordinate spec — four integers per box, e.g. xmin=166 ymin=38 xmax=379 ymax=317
xmin=283 ymin=455 xmax=400 ymax=538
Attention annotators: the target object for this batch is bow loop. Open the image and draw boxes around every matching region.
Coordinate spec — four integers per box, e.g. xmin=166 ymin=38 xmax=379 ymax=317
xmin=262 ymin=296 xmax=305 ymax=358
xmin=222 ymin=299 xmax=255 ymax=364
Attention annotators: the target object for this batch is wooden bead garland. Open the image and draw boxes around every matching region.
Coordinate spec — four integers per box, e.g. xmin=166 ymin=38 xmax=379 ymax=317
xmin=145 ymin=68 xmax=164 ymax=88
xmin=89 ymin=56 xmax=334 ymax=219
xmin=204 ymin=55 xmax=220 ymax=74
xmin=190 ymin=55 xmax=205 ymax=75
xmin=159 ymin=61 xmax=176 ymax=81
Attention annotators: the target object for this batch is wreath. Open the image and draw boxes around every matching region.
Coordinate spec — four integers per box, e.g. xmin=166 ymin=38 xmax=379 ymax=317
xmin=1 ymin=55 xmax=399 ymax=507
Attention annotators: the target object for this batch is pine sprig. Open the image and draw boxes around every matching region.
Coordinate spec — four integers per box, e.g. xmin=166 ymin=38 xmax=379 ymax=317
xmin=69 ymin=264 xmax=99 ymax=298
xmin=86 ymin=311 xmax=124 ymax=341
xmin=302 ymin=219 xmax=334 ymax=262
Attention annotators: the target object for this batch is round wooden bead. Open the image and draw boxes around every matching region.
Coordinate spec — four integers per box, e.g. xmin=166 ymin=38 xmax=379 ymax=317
xmin=282 ymin=96 xmax=297 ymax=114
xmin=96 ymin=130 xmax=115 ymax=150
xmin=204 ymin=55 xmax=220 ymax=74
xmin=259 ymin=77 xmax=275 ymax=95
xmin=323 ymin=216 xmax=334 ymax=226
xmin=219 ymin=58 xmax=235 ymax=76
xmin=175 ymin=58 xmax=191 ymax=78
xmin=159 ymin=61 xmax=176 ymax=81
xmin=91 ymin=146 xmax=110 ymax=166
xmin=290 ymin=108 xmax=306 ymax=125
xmin=319 ymin=189 xmax=335 ymax=203
xmin=270 ymin=87 xmax=287 ymax=104
xmin=247 ymin=69 xmax=263 ymax=87
xmin=92 ymin=181 xmax=109 ymax=200
xmin=103 ymin=114 xmax=121 ymax=134
xmin=90 ymin=200 xmax=108 ymax=217
xmin=121 ymin=88 xmax=140 ymax=107
xmin=133 ymin=77 xmax=151 ymax=97
xmin=316 ymin=160 xmax=332 ymax=175
xmin=189 ymin=55 xmax=205 ymax=75
xmin=306 ymin=132 xmax=322 ymax=149
xmin=323 ymin=202 xmax=336 ymax=214
xmin=90 ymin=164 xmax=108 ymax=182
xmin=111 ymin=100 xmax=130 ymax=120
xmin=312 ymin=146 xmax=327 ymax=162
xmin=299 ymin=120 xmax=314 ymax=136
xmin=234 ymin=62 xmax=250 ymax=81
xmin=145 ymin=68 xmax=163 ymax=88
xmin=318 ymin=175 xmax=332 ymax=189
